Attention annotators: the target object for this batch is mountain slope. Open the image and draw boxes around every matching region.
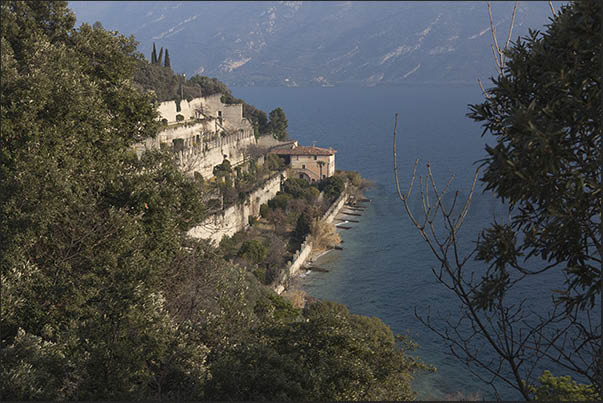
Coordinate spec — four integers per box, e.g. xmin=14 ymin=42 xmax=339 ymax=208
xmin=69 ymin=1 xmax=562 ymax=86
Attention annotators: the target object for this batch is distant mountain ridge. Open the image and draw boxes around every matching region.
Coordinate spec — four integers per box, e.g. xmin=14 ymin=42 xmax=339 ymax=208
xmin=69 ymin=1 xmax=562 ymax=87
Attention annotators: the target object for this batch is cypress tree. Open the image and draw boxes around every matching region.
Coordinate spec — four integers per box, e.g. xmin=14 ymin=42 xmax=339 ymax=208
xmin=158 ymin=47 xmax=163 ymax=65
xmin=164 ymin=48 xmax=171 ymax=68
xmin=151 ymin=43 xmax=157 ymax=64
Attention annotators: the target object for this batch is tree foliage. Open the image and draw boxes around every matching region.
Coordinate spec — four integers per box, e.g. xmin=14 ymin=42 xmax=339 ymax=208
xmin=318 ymin=175 xmax=346 ymax=200
xmin=527 ymin=371 xmax=600 ymax=401
xmin=469 ymin=0 xmax=601 ymax=313
xmin=395 ymin=1 xmax=600 ymax=399
xmin=206 ymin=301 xmax=430 ymax=401
xmin=163 ymin=47 xmax=171 ymax=68
xmin=1 ymin=2 xmax=207 ymax=398
xmin=268 ymin=107 xmax=289 ymax=140
xmin=238 ymin=239 xmax=268 ymax=265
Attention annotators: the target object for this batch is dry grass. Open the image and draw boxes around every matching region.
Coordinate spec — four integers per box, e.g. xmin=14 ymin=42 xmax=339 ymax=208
xmin=310 ymin=219 xmax=341 ymax=252
xmin=282 ymin=288 xmax=306 ymax=309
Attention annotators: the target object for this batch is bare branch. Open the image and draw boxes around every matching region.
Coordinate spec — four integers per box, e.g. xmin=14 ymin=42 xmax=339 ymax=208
xmin=477 ymin=78 xmax=491 ymax=99
xmin=504 ymin=1 xmax=519 ymax=52
xmin=548 ymin=0 xmax=556 ymax=17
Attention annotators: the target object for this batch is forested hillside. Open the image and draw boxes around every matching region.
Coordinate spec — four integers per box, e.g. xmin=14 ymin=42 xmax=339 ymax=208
xmin=0 ymin=2 xmax=428 ymax=399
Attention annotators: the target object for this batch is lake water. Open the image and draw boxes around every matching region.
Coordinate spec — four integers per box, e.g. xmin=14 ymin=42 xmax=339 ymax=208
xmin=229 ymin=85 xmax=574 ymax=400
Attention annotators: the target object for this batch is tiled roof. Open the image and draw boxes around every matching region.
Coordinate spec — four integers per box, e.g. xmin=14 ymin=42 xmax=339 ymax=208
xmin=271 ymin=145 xmax=336 ymax=156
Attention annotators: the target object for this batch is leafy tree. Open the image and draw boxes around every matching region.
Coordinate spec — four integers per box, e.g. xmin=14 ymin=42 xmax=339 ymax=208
xmin=292 ymin=209 xmax=313 ymax=245
xmin=134 ymin=54 xmax=204 ymax=102
xmin=266 ymin=153 xmax=285 ymax=171
xmin=469 ymin=1 xmax=601 ymax=313
xmin=394 ymin=1 xmax=600 ymax=399
xmin=318 ymin=175 xmax=346 ymax=200
xmin=1 ymin=3 xmax=428 ymax=402
xmin=188 ymin=74 xmax=232 ymax=97
xmin=1 ymin=2 xmax=208 ymax=399
xmin=268 ymin=192 xmax=292 ymax=210
xmin=238 ymin=239 xmax=268 ymax=265
xmin=527 ymin=371 xmax=600 ymax=401
xmin=213 ymin=158 xmax=232 ymax=177
xmin=259 ymin=203 xmax=271 ymax=218
xmin=283 ymin=177 xmax=310 ymax=198
xmin=268 ymin=107 xmax=288 ymax=140
xmin=468 ymin=0 xmax=601 ymax=392
xmin=205 ymin=301 xmax=430 ymax=400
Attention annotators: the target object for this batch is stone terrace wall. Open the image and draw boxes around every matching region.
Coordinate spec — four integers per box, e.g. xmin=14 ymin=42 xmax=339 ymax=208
xmin=133 ymin=121 xmax=256 ymax=179
xmin=175 ymin=131 xmax=255 ymax=178
xmin=187 ymin=171 xmax=287 ymax=243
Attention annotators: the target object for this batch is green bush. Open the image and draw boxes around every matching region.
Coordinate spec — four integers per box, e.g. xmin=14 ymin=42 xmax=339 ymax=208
xmin=207 ymin=198 xmax=221 ymax=210
xmin=302 ymin=186 xmax=320 ymax=202
xmin=175 ymin=114 xmax=184 ymax=122
xmin=292 ymin=210 xmax=312 ymax=245
xmin=259 ymin=204 xmax=271 ymax=218
xmin=283 ymin=178 xmax=310 ymax=198
xmin=528 ymin=371 xmax=600 ymax=401
xmin=265 ymin=154 xmax=285 ymax=171
xmin=268 ymin=192 xmax=292 ymax=210
xmin=213 ymin=159 xmax=232 ymax=176
xmin=238 ymin=191 xmax=249 ymax=203
xmin=252 ymin=266 xmax=270 ymax=285
xmin=318 ymin=176 xmax=345 ymax=200
xmin=238 ymin=240 xmax=268 ymax=265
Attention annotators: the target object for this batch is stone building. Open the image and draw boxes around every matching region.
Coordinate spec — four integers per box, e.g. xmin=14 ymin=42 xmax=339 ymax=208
xmin=134 ymin=95 xmax=255 ymax=178
xmin=270 ymin=145 xmax=336 ymax=182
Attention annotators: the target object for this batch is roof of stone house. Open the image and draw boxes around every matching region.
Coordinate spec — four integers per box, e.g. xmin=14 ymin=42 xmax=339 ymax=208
xmin=271 ymin=145 xmax=336 ymax=156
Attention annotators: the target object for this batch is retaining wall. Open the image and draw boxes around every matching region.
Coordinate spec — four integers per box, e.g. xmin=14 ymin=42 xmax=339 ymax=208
xmin=134 ymin=121 xmax=255 ymax=178
xmin=187 ymin=171 xmax=287 ymax=243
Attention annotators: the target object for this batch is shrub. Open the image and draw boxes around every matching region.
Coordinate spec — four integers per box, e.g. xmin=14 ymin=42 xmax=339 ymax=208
xmin=292 ymin=210 xmax=312 ymax=245
xmin=283 ymin=178 xmax=309 ymax=198
xmin=265 ymin=154 xmax=285 ymax=171
xmin=252 ymin=266 xmax=269 ymax=285
xmin=213 ymin=159 xmax=232 ymax=176
xmin=238 ymin=191 xmax=249 ymax=203
xmin=238 ymin=240 xmax=268 ymax=265
xmin=207 ymin=198 xmax=221 ymax=210
xmin=175 ymin=114 xmax=184 ymax=122
xmin=259 ymin=204 xmax=271 ymax=218
xmin=267 ymin=192 xmax=291 ymax=210
xmin=318 ymin=176 xmax=345 ymax=200
xmin=302 ymin=186 xmax=320 ymax=202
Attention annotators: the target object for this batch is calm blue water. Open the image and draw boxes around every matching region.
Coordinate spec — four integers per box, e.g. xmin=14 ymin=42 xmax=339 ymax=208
xmin=230 ymin=86 xmax=591 ymax=400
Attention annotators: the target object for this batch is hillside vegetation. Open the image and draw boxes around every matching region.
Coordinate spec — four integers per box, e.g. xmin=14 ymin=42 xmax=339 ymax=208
xmin=0 ymin=2 xmax=428 ymax=399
